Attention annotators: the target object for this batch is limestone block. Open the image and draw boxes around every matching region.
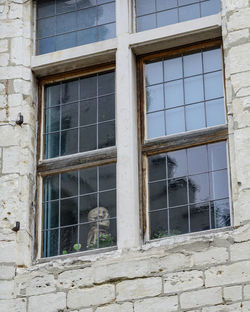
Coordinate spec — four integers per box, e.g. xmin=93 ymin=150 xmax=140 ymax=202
xmin=67 ymin=284 xmax=115 ymax=309
xmin=202 ymin=301 xmax=250 ymax=312
xmin=227 ymin=8 xmax=250 ymax=32
xmin=13 ymin=79 xmax=31 ymax=95
xmin=8 ymin=94 xmax=23 ymax=108
xmin=180 ymin=287 xmax=222 ymax=309
xmin=205 ymin=261 xmax=250 ymax=287
xmin=244 ymin=284 xmax=250 ymax=300
xmin=0 ymin=241 xmax=16 ymax=262
xmin=231 ymin=71 xmax=250 ymax=96
xmin=228 ymin=29 xmax=249 ymax=47
xmin=134 ymin=296 xmax=178 ymax=312
xmin=28 ymin=292 xmax=66 ymax=312
xmin=0 ymin=53 xmax=9 ymax=66
xmin=164 ymin=270 xmax=203 ymax=293
xmin=229 ymin=43 xmax=250 ymax=74
xmin=157 ymin=253 xmax=192 ymax=273
xmin=231 ymin=241 xmax=250 ymax=261
xmin=2 ymin=146 xmax=19 ymax=174
xmin=0 ymin=20 xmax=23 ymax=38
xmin=0 ymin=298 xmax=26 ymax=312
xmin=0 ymin=94 xmax=7 ymax=107
xmin=57 ymin=267 xmax=94 ymax=289
xmin=79 ymin=309 xmax=93 ymax=312
xmin=10 ymin=37 xmax=31 ymax=66
xmin=224 ymin=285 xmax=242 ymax=302
xmin=0 ymin=66 xmax=31 ymax=80
xmin=17 ymin=274 xmax=56 ymax=296
xmin=8 ymin=3 xmax=23 ymax=19
xmin=192 ymin=247 xmax=229 ymax=267
xmin=0 ymin=39 xmax=8 ymax=53
xmin=0 ymin=265 xmax=15 ymax=280
xmin=96 ymin=302 xmax=133 ymax=312
xmin=116 ymin=277 xmax=162 ymax=301
xmin=232 ymin=224 xmax=250 ymax=243
xmin=0 ymin=280 xmax=15 ymax=299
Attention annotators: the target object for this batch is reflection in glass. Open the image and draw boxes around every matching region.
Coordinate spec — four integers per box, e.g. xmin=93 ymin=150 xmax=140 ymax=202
xmin=190 ymin=202 xmax=210 ymax=232
xmin=61 ymin=102 xmax=78 ymax=130
xmin=60 ymin=197 xmax=78 ymax=226
xmin=56 ymin=32 xmax=77 ymax=51
xmin=137 ymin=14 xmax=156 ymax=32
xmin=147 ymin=84 xmax=164 ymax=112
xmin=184 ymin=75 xmax=204 ymax=104
xmin=150 ymin=210 xmax=168 ymax=239
xmin=98 ymin=121 xmax=116 ymax=148
xmin=80 ymin=125 xmax=97 ymax=152
xmin=211 ymin=198 xmax=230 ymax=228
xmin=169 ymin=206 xmax=188 ymax=235
xmin=136 ymin=0 xmax=155 ymax=16
xmin=186 ymin=102 xmax=205 ymax=131
xmin=204 ymin=71 xmax=224 ymax=100
xmin=168 ymin=178 xmax=188 ymax=207
xmin=61 ymin=128 xmax=78 ymax=156
xmin=210 ymin=169 xmax=229 ymax=200
xmin=157 ymin=9 xmax=178 ymax=28
xmin=146 ymin=61 xmax=163 ymax=86
xmin=80 ymin=99 xmax=97 ymax=126
xmin=189 ymin=173 xmax=210 ymax=204
xmin=165 ymin=80 xmax=184 ymax=108
xmin=183 ymin=52 xmax=202 ymax=77
xmin=147 ymin=111 xmax=165 ymax=139
xmin=164 ymin=57 xmax=182 ymax=81
xmin=149 ymin=181 xmax=167 ymax=211
xmin=165 ymin=107 xmax=185 ymax=135
xmin=167 ymin=149 xmax=187 ymax=179
xmin=179 ymin=3 xmax=200 ymax=22
xmin=187 ymin=145 xmax=208 ymax=175
xmin=208 ymin=141 xmax=227 ymax=172
xmin=148 ymin=154 xmax=166 ymax=182
xmin=206 ymin=98 xmax=225 ymax=127
xmin=61 ymin=170 xmax=78 ymax=198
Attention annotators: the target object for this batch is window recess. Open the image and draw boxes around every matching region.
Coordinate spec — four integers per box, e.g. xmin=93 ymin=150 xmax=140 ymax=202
xmin=137 ymin=40 xmax=231 ymax=241
xmin=37 ymin=65 xmax=117 ymax=258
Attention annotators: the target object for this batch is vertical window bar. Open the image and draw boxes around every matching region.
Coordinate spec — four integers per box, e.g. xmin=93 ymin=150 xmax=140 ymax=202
xmin=181 ymin=54 xmax=187 ymax=132
xmin=201 ymin=50 xmax=208 ymax=128
xmin=58 ymin=173 xmax=61 ymax=255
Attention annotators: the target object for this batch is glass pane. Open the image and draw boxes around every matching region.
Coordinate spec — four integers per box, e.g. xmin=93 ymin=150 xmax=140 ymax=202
xmin=97 ymin=0 xmax=113 ymax=4
xmin=99 ymin=190 xmax=116 ymax=218
xmin=147 ymin=111 xmax=165 ymax=139
xmin=98 ymin=121 xmax=115 ymax=148
xmin=157 ymin=0 xmax=177 ymax=10
xmin=61 ymin=170 xmax=78 ymax=199
xmin=148 ymin=154 xmax=166 ymax=182
xmin=167 ymin=149 xmax=187 ymax=179
xmin=165 ymin=107 xmax=185 ymax=135
xmin=80 ymin=99 xmax=97 ymax=126
xmin=45 ymin=132 xmax=59 ymax=158
xmin=77 ymin=0 xmax=96 ymax=9
xmin=80 ymin=167 xmax=97 ymax=195
xmin=77 ymin=28 xmax=97 ymax=45
xmin=56 ymin=32 xmax=77 ymax=50
xmin=61 ymin=102 xmax=78 ymax=130
xmin=61 ymin=128 xmax=78 ymax=156
xmin=38 ymin=37 xmax=55 ymax=54
xmin=211 ymin=198 xmax=230 ymax=229
xmin=186 ymin=102 xmax=205 ymax=131
xmin=45 ymin=84 xmax=60 ymax=108
xmin=97 ymin=3 xmax=115 ymax=25
xmin=60 ymin=226 xmax=78 ymax=254
xmin=179 ymin=0 xmax=199 ymax=4
xmin=38 ymin=0 xmax=55 ymax=18
xmin=98 ymin=23 xmax=116 ymax=41
xmin=203 ymin=48 xmax=222 ymax=73
xmin=43 ymin=201 xmax=59 ymax=230
xmin=77 ymin=7 xmax=97 ymax=29
xmin=208 ymin=141 xmax=227 ymax=172
xmin=137 ymin=14 xmax=156 ymax=32
xmin=204 ymin=71 xmax=224 ymax=100
xmin=146 ymin=61 xmax=163 ymax=86
xmin=189 ymin=173 xmax=210 ymax=204
xmin=80 ymin=75 xmax=97 ymax=99
xmin=60 ymin=197 xmax=78 ymax=226
xmin=43 ymin=229 xmax=58 ymax=257
xmin=62 ymin=80 xmax=78 ymax=104
xmin=169 ymin=206 xmax=189 ymax=235
xmin=183 ymin=52 xmax=202 ymax=77
xmin=80 ymin=125 xmax=97 ymax=152
xmin=210 ymin=169 xmax=229 ymax=200
xmin=190 ymin=202 xmax=210 ymax=232
xmin=56 ymin=0 xmax=76 ymax=14
xmin=99 ymin=163 xmax=116 ymax=191
xmin=98 ymin=71 xmax=115 ymax=96
xmin=80 ymin=222 xmax=94 ymax=251
xmin=164 ymin=57 xmax=183 ymax=82
xmin=149 ymin=181 xmax=167 ymax=211
xmin=56 ymin=12 xmax=77 ymax=34
xmin=168 ymin=178 xmax=188 ymax=207
xmin=187 ymin=145 xmax=208 ymax=175
xmin=80 ymin=193 xmax=97 ymax=223
xmin=184 ymin=75 xmax=204 ymax=104
xmin=206 ymin=98 xmax=225 ymax=127
xmin=98 ymin=218 xmax=116 ymax=248
xmin=136 ymin=0 xmax=155 ymax=16
xmin=98 ymin=94 xmax=115 ymax=122
xmin=201 ymin=0 xmax=221 ymax=17
xmin=179 ymin=3 xmax=200 ymax=22
xmin=44 ymin=174 xmax=59 ymax=201
xmin=45 ymin=106 xmax=60 ymax=133
xmin=38 ymin=17 xmax=55 ymax=38
xmin=157 ymin=9 xmax=178 ymax=27
xmin=146 ymin=84 xmax=164 ymax=112
xmin=150 ymin=210 xmax=168 ymax=239
xmin=165 ymin=80 xmax=184 ymax=109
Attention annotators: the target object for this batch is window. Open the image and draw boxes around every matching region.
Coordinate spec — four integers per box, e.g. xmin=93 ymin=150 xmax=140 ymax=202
xmin=135 ymin=0 xmax=221 ymax=32
xmin=138 ymin=40 xmax=231 ymax=240
xmin=38 ymin=66 xmax=117 ymax=258
xmin=36 ymin=0 xmax=116 ymax=55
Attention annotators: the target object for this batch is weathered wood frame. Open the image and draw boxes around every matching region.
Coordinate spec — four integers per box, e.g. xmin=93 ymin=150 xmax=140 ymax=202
xmin=137 ymin=39 xmax=229 ymax=240
xmin=35 ymin=63 xmax=117 ymax=259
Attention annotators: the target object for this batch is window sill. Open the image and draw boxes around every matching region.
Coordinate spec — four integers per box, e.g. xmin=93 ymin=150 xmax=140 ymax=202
xmin=31 ymin=38 xmax=117 ymax=78
xmin=129 ymin=13 xmax=222 ymax=55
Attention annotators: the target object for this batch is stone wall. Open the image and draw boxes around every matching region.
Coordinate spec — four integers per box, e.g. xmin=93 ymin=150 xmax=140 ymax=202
xmin=0 ymin=0 xmax=250 ymax=311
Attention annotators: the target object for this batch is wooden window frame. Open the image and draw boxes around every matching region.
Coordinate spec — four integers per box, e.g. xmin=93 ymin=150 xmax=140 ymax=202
xmin=35 ymin=63 xmax=117 ymax=259
xmin=137 ymin=39 xmax=230 ymax=240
